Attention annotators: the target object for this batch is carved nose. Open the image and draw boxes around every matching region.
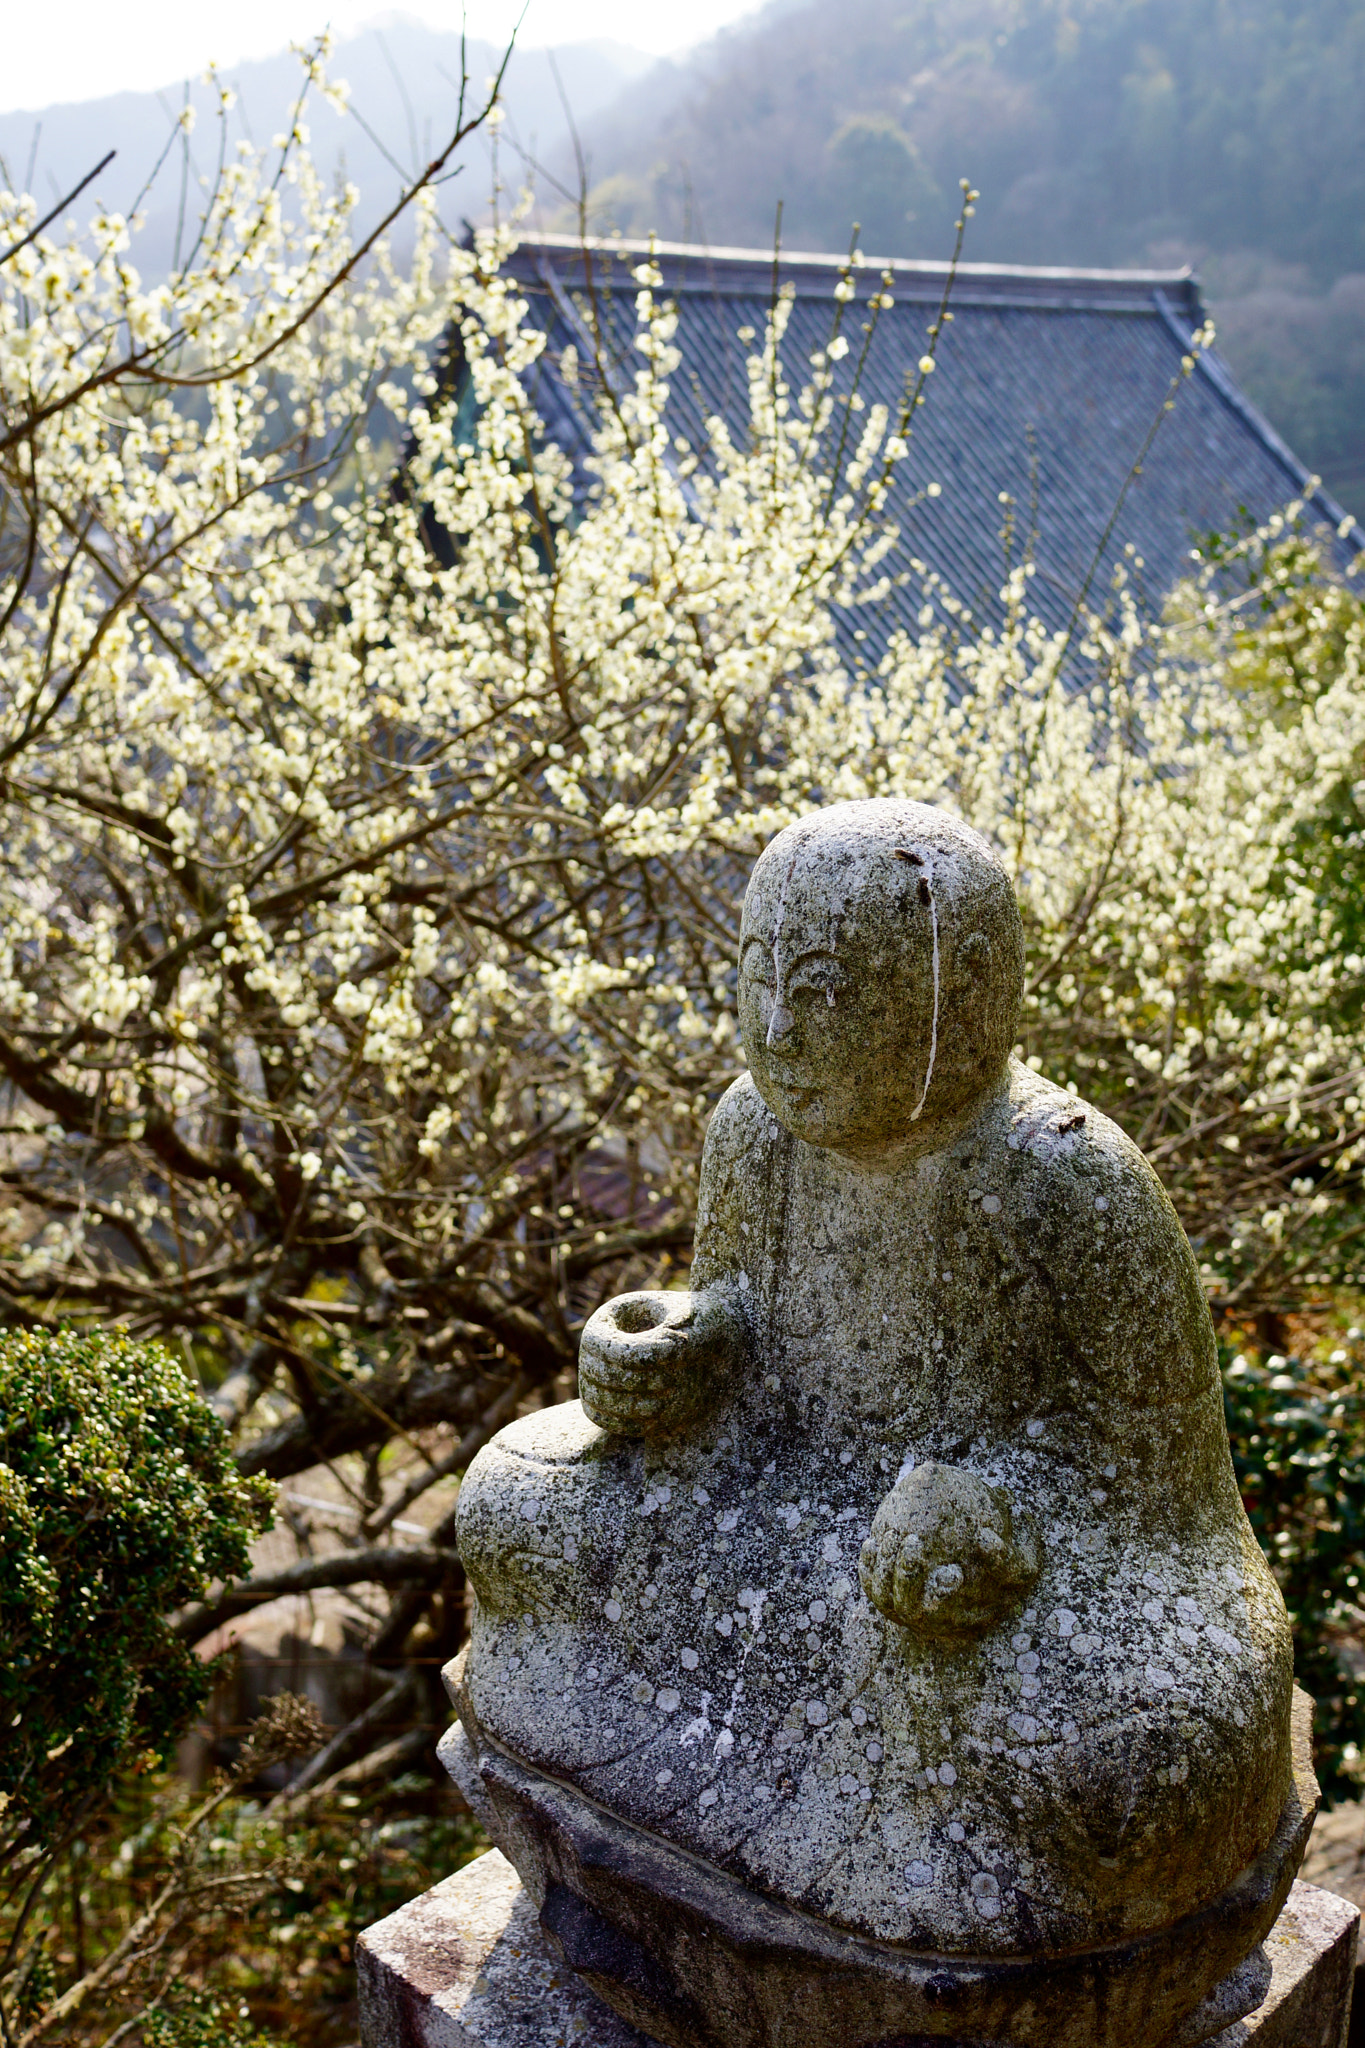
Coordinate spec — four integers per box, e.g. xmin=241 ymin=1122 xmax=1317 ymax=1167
xmin=766 ymin=1002 xmax=795 ymax=1046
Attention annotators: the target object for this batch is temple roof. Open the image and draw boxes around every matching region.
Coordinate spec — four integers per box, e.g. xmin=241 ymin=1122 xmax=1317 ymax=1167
xmin=497 ymin=234 xmax=1362 ymax=655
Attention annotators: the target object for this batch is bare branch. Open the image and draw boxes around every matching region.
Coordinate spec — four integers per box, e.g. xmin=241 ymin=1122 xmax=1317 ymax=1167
xmin=175 ymin=1544 xmax=463 ymax=1643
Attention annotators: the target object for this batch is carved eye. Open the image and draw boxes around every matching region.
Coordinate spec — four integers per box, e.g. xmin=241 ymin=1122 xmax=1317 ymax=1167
xmin=741 ymin=941 xmax=774 ymax=987
xmin=788 ymin=963 xmax=844 ymax=1007
xmin=789 ymin=982 xmax=835 ymax=1010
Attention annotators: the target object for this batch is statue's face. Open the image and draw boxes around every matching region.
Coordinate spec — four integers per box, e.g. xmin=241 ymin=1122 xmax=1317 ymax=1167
xmin=738 ymin=850 xmax=938 ymax=1160
xmin=738 ymin=803 xmax=1023 ymax=1163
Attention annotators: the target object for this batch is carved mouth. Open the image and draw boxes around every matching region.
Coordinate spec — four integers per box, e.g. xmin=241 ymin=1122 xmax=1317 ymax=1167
xmin=771 ymin=1074 xmax=823 ymax=1109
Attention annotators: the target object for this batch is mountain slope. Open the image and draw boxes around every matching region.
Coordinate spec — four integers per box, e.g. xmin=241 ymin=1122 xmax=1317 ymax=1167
xmin=0 ymin=21 xmax=650 ymax=276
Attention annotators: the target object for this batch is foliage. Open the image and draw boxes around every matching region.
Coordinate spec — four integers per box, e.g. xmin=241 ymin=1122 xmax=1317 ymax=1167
xmin=1206 ymin=262 xmax=1365 ymax=525
xmin=0 ymin=59 xmax=502 ymax=2038
xmin=141 ymin=1993 xmax=275 ymax=2048
xmin=191 ymin=1777 xmax=481 ymax=2042
xmin=0 ymin=1328 xmax=270 ymax=1851
xmin=822 ymin=115 xmax=941 ymax=254
xmin=1162 ymin=526 xmax=1365 ymax=1320
xmin=1223 ymin=1340 xmax=1365 ymax=1800
xmin=0 ymin=1733 xmax=483 ymax=2047
xmin=0 ymin=1694 xmax=324 ymax=2044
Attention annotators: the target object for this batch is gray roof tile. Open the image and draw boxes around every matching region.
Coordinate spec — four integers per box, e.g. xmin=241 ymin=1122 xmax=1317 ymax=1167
xmin=499 ymin=236 xmax=1362 ymax=660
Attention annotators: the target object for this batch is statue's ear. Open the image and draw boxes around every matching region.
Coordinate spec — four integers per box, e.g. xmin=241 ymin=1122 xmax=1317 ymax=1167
xmin=959 ymin=930 xmax=992 ymax=979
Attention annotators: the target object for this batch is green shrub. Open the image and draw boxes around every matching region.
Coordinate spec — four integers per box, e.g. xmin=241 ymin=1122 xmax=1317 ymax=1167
xmin=1223 ymin=1342 xmax=1365 ymax=1799
xmin=3 ymin=1754 xmax=483 ymax=2045
xmin=0 ymin=1327 xmax=272 ymax=1848
xmin=142 ymin=1990 xmax=274 ymax=2048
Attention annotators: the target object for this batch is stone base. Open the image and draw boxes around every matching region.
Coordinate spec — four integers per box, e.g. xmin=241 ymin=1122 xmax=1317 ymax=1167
xmin=357 ymin=1848 xmax=658 ymax=2048
xmin=357 ymin=1851 xmax=1358 ymax=2048
xmin=1301 ymin=1800 xmax=1365 ymax=2046
xmin=1200 ymin=1883 xmax=1357 ymax=2046
xmin=439 ymin=1697 xmax=1322 ymax=2048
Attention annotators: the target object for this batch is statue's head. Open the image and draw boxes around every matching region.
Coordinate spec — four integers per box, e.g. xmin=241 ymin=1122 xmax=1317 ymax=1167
xmin=739 ymin=800 xmax=1024 ymax=1164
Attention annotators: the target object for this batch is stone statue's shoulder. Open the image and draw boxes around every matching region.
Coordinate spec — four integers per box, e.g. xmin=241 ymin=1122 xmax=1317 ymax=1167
xmin=996 ymin=1062 xmax=1180 ymax=1238
xmin=693 ymin=1077 xmax=786 ymax=1284
xmin=701 ymin=1073 xmax=785 ymax=1173
xmin=480 ymin=1400 xmax=603 ymax=1466
xmin=990 ymin=1062 xmax=1215 ymax=1405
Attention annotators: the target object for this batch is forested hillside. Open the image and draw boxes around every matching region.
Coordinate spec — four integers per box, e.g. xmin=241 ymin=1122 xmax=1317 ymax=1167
xmin=562 ymin=0 xmax=1365 ymax=512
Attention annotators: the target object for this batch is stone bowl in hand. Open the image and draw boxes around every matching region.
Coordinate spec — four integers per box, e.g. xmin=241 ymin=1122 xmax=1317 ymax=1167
xmin=578 ymin=1288 xmax=740 ymax=1443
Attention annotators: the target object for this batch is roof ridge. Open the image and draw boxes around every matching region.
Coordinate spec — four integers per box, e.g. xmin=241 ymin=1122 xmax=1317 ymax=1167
xmin=510 ymin=230 xmax=1197 ymax=291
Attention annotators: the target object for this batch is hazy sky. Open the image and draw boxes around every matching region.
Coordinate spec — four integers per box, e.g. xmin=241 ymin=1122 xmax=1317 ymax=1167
xmin=2 ymin=1 xmax=752 ymax=113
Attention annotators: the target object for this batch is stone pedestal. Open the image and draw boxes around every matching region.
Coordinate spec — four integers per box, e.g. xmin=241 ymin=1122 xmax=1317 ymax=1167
xmin=1203 ymin=1883 xmax=1357 ymax=2046
xmin=1301 ymin=1798 xmax=1365 ymax=2045
xmin=357 ymin=1848 xmax=656 ymax=2048
xmin=357 ymin=1850 xmax=1358 ymax=2048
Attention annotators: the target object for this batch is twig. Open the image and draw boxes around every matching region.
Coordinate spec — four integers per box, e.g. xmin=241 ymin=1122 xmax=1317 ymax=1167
xmin=0 ymin=152 xmax=115 ymax=268
xmin=363 ymin=1374 xmax=528 ymax=1538
xmin=272 ymin=1726 xmax=433 ymax=1816
xmin=269 ymin=1669 xmax=418 ymax=1807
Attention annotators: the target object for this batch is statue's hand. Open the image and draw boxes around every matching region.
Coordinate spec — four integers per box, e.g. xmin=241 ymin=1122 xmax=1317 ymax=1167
xmin=578 ymin=1289 xmax=740 ymax=1443
xmin=859 ymin=1461 xmax=1041 ymax=1640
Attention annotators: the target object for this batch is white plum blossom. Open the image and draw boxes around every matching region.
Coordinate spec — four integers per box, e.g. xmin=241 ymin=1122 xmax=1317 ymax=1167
xmin=0 ymin=64 xmax=1361 ymax=1473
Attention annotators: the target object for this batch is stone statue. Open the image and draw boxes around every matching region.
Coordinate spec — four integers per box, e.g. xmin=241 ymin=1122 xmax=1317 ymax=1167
xmin=447 ymin=800 xmax=1316 ymax=2048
